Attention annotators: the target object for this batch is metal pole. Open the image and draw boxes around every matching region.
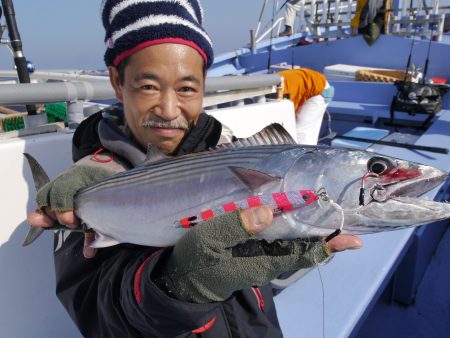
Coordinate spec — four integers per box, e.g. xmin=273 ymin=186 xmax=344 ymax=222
xmin=1 ymin=0 xmax=36 ymax=115
xmin=250 ymin=29 xmax=256 ymax=54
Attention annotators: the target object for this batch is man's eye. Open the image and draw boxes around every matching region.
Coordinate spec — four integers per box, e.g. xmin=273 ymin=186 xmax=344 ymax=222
xmin=141 ymin=84 xmax=156 ymax=90
xmin=179 ymin=86 xmax=195 ymax=93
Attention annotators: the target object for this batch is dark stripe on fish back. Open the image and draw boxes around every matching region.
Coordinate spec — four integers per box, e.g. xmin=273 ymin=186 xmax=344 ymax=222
xmin=81 ymin=145 xmax=302 ymax=193
xmin=213 ymin=124 xmax=295 ymax=150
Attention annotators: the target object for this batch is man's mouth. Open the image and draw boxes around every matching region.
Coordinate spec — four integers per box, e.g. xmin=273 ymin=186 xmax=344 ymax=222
xmin=148 ymin=126 xmax=184 ymax=137
xmin=142 ymin=119 xmax=189 ymax=130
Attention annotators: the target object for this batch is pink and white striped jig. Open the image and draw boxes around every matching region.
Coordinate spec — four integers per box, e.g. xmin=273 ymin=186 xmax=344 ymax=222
xmin=176 ymin=190 xmax=319 ymax=228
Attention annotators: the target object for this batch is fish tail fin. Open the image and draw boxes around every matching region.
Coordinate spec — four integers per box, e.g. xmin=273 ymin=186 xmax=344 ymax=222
xmin=22 ymin=153 xmax=50 ymax=247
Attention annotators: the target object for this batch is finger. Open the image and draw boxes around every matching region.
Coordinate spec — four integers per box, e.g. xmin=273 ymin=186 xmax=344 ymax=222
xmin=326 ymin=234 xmax=363 ymax=253
xmin=43 ymin=207 xmax=57 ymax=221
xmin=239 ymin=206 xmax=274 ymax=235
xmin=55 ymin=211 xmax=80 ymax=229
xmin=83 ymin=232 xmax=97 ymax=259
xmin=27 ymin=209 xmax=55 ymax=228
xmin=185 ymin=207 xmax=274 ymax=253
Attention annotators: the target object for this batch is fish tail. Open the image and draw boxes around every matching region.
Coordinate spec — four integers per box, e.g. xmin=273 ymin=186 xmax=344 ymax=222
xmin=22 ymin=153 xmax=50 ymax=247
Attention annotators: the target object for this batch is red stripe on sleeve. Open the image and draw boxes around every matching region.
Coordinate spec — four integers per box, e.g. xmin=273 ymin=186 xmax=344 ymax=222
xmin=247 ymin=196 xmax=262 ymax=207
xmin=223 ymin=202 xmax=237 ymax=212
xmin=272 ymin=192 xmax=294 ymax=211
xmin=192 ymin=316 xmax=217 ymax=333
xmin=201 ymin=209 xmax=214 ymax=220
xmin=134 ymin=249 xmax=163 ymax=305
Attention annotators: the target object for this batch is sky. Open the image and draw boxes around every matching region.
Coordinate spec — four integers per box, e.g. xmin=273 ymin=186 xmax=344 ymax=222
xmin=0 ymin=0 xmax=269 ymax=70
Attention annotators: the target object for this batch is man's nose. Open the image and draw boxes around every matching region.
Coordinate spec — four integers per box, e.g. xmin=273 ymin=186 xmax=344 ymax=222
xmin=154 ymin=90 xmax=180 ymax=120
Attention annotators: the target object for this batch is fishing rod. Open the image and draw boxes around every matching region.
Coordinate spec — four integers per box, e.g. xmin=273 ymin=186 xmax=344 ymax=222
xmin=421 ymin=15 xmax=437 ymax=84
xmin=402 ymin=14 xmax=418 ymax=81
xmin=333 ymin=134 xmax=449 ymax=154
xmin=1 ymin=0 xmax=36 ymax=115
xmin=267 ymin=0 xmax=277 ymax=71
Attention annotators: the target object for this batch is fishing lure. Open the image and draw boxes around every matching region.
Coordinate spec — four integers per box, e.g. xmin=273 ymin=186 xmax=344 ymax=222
xmin=175 ymin=190 xmax=319 ymax=228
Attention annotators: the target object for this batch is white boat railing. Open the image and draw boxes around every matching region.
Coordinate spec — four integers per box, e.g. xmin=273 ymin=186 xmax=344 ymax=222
xmin=253 ymin=0 xmax=448 ymax=43
xmin=254 ymin=0 xmax=357 ymax=43
xmin=0 ymin=74 xmax=284 ymax=130
xmin=299 ymin=0 xmax=357 ymax=39
xmin=0 ymin=74 xmax=282 ymax=106
xmin=385 ymin=0 xmax=448 ymax=41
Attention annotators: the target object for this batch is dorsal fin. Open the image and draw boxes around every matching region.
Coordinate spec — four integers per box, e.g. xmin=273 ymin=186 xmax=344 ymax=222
xmin=213 ymin=123 xmax=295 ymax=151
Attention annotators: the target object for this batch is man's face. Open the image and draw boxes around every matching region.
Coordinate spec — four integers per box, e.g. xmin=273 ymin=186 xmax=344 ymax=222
xmin=109 ymin=43 xmax=205 ymax=154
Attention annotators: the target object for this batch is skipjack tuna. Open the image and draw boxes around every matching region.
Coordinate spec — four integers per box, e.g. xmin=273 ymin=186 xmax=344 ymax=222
xmin=24 ymin=124 xmax=450 ymax=248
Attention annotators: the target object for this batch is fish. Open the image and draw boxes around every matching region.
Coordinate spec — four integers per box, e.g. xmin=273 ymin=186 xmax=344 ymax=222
xmin=23 ymin=124 xmax=450 ymax=248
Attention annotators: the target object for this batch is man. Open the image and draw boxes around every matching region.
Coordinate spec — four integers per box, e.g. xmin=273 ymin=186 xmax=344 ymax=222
xmin=351 ymin=0 xmax=386 ymax=45
xmin=279 ymin=0 xmax=303 ymax=37
xmin=279 ymin=68 xmax=334 ymax=145
xmin=27 ymin=1 xmax=362 ymax=337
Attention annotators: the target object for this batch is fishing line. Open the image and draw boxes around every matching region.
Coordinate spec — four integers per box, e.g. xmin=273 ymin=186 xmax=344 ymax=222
xmin=304 ymin=220 xmax=327 ymax=338
xmin=317 ymin=265 xmax=326 ymax=338
xmin=315 ymin=189 xmax=346 ymax=338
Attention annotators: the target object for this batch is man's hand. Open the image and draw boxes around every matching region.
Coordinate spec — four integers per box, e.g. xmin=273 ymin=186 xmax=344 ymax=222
xmin=154 ymin=206 xmax=363 ymax=303
xmin=240 ymin=206 xmax=363 ymax=254
xmin=27 ymin=164 xmax=116 ymax=258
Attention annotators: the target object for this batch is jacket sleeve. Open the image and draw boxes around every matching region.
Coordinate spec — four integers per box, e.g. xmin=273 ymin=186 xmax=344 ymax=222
xmin=54 ymin=232 xmax=220 ymax=338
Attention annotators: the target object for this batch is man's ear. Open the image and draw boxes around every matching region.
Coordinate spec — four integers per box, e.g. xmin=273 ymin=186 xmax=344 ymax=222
xmin=108 ymin=66 xmax=124 ymax=103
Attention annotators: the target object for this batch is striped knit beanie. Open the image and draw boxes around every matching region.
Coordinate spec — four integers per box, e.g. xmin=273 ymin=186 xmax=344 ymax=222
xmin=101 ymin=0 xmax=214 ymax=68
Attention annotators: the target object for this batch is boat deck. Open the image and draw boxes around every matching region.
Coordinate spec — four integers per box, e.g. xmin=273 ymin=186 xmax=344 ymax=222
xmin=275 ymin=107 xmax=450 ymax=338
xmin=355 ymin=226 xmax=450 ymax=338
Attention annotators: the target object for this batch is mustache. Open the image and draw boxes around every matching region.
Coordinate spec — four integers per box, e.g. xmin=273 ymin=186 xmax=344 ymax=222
xmin=142 ymin=118 xmax=189 ymax=130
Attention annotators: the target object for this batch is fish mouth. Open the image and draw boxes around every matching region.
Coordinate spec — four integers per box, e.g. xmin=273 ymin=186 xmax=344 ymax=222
xmin=352 ymin=196 xmax=450 ymax=233
xmin=384 ymin=165 xmax=448 ymax=199
xmin=349 ymin=166 xmax=450 ymax=233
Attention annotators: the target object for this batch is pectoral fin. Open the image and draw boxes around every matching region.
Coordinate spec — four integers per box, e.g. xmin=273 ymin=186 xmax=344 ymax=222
xmin=229 ymin=166 xmax=281 ymax=192
xmin=90 ymin=232 xmax=121 ymax=248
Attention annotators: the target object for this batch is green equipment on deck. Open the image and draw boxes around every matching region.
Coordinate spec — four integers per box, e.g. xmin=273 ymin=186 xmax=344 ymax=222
xmin=45 ymin=103 xmax=67 ymax=123
xmin=0 ymin=115 xmax=25 ymax=132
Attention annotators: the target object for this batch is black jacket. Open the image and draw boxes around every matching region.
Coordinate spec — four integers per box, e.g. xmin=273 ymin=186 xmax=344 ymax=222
xmin=54 ymin=108 xmax=283 ymax=337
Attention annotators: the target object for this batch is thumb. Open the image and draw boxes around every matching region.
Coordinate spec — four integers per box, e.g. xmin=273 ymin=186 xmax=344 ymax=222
xmin=239 ymin=206 xmax=274 ymax=235
xmin=326 ymin=234 xmax=363 ymax=253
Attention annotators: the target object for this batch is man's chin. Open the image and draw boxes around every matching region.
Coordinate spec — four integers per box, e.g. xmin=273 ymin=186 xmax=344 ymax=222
xmin=148 ymin=136 xmax=184 ymax=155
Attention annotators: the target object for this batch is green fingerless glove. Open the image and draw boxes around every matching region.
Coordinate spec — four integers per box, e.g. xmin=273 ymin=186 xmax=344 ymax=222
xmin=36 ymin=165 xmax=116 ymax=212
xmin=154 ymin=211 xmax=331 ymax=303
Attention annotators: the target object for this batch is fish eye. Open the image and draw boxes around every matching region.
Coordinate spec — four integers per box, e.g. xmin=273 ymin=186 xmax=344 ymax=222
xmin=367 ymin=157 xmax=392 ymax=174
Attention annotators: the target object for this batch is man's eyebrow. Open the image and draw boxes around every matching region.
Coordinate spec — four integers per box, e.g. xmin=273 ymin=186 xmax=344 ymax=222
xmin=134 ymin=72 xmax=160 ymax=82
xmin=134 ymin=73 xmax=201 ymax=85
xmin=177 ymin=75 xmax=201 ymax=85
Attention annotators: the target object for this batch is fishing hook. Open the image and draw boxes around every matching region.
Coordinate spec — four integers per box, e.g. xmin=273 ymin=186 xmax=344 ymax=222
xmin=359 ymin=173 xmax=379 ymax=206
xmin=316 ymin=187 xmax=330 ymax=202
xmin=315 ymin=188 xmax=345 ymax=242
